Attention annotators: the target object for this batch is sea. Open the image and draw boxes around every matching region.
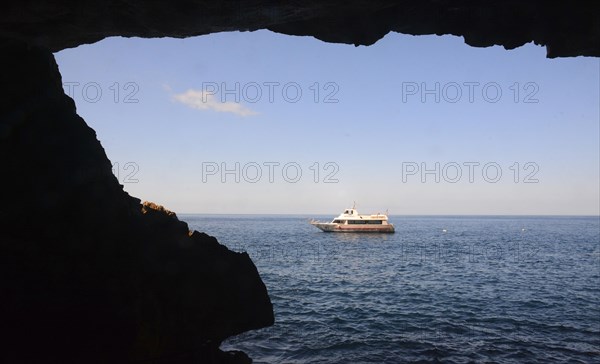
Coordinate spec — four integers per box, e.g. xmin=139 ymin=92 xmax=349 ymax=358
xmin=181 ymin=215 xmax=600 ymax=364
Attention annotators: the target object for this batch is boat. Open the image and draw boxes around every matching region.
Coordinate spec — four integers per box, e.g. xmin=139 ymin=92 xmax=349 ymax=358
xmin=310 ymin=205 xmax=395 ymax=233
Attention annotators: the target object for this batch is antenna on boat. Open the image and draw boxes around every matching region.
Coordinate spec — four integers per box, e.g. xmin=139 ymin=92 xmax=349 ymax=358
xmin=352 ymin=201 xmax=356 ymax=209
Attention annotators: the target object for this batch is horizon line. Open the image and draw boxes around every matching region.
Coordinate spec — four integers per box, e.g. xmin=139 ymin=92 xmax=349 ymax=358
xmin=176 ymin=212 xmax=600 ymax=217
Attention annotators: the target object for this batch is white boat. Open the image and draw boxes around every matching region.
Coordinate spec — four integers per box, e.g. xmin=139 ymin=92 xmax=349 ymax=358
xmin=310 ymin=205 xmax=395 ymax=233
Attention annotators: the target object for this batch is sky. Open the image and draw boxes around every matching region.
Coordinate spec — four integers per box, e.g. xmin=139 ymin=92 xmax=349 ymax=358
xmin=54 ymin=30 xmax=599 ymax=215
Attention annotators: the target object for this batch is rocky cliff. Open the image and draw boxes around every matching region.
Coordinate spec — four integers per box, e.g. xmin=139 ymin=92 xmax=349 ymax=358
xmin=1 ymin=1 xmax=599 ymax=58
xmin=0 ymin=38 xmax=272 ymax=364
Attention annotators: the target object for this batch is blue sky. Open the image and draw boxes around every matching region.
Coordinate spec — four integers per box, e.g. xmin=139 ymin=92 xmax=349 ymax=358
xmin=55 ymin=30 xmax=599 ymax=215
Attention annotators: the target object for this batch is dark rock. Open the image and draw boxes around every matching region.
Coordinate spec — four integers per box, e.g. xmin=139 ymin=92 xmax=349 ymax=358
xmin=0 ymin=38 xmax=272 ymax=364
xmin=0 ymin=1 xmax=599 ymax=57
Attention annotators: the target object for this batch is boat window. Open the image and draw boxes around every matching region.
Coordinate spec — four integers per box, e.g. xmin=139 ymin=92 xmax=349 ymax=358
xmin=367 ymin=220 xmax=383 ymax=224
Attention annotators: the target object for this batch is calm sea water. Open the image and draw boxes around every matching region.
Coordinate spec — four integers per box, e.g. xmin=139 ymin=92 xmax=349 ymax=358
xmin=181 ymin=215 xmax=600 ymax=363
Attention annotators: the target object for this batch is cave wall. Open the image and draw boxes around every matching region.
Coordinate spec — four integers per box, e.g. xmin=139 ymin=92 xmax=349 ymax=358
xmin=0 ymin=38 xmax=272 ymax=363
xmin=1 ymin=1 xmax=599 ymax=57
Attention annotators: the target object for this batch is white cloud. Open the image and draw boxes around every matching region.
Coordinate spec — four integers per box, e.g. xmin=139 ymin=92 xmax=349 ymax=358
xmin=172 ymin=89 xmax=258 ymax=117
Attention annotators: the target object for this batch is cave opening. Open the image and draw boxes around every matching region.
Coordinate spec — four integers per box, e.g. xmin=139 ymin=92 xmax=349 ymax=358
xmin=54 ymin=30 xmax=599 ymax=216
xmin=2 ymin=5 xmax=599 ymax=363
xmin=48 ymin=30 xmax=599 ymax=363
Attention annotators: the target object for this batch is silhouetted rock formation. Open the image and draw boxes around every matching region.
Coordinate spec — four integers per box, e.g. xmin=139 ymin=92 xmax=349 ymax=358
xmin=1 ymin=1 xmax=599 ymax=57
xmin=0 ymin=38 xmax=272 ymax=364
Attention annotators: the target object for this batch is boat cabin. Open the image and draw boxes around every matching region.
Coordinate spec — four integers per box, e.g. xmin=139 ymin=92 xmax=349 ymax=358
xmin=343 ymin=208 xmax=357 ymax=216
xmin=333 ymin=219 xmax=384 ymax=225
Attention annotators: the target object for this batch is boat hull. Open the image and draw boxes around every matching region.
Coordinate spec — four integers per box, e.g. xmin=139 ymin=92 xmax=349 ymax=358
xmin=311 ymin=222 xmax=395 ymax=233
